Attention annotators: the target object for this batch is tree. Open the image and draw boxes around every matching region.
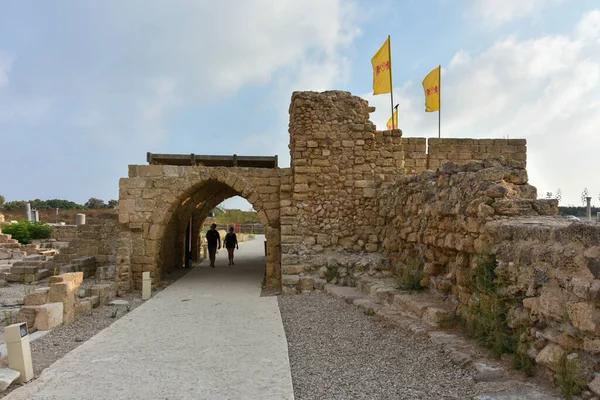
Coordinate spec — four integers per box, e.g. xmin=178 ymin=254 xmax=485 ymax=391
xmin=0 ymin=194 xmax=4 ymax=210
xmin=84 ymin=197 xmax=106 ymax=209
xmin=107 ymin=200 xmax=118 ymax=208
xmin=555 ymin=188 xmax=562 ymax=205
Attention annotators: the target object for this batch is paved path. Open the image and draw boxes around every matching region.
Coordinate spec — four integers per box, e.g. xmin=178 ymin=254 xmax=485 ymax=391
xmin=6 ymin=235 xmax=295 ymax=400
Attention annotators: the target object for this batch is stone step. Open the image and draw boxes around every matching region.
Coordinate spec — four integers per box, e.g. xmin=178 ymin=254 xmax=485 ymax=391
xmin=0 ymin=243 xmax=21 ymax=249
xmin=10 ymin=265 xmax=40 ymax=274
xmin=12 ymin=260 xmax=46 ymax=268
xmin=24 ymin=255 xmax=48 ymax=261
xmin=6 ymin=268 xmax=52 ymax=283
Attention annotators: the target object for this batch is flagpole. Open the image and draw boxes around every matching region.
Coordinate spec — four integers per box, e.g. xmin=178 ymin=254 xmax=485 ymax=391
xmin=388 ymin=35 xmax=395 ymax=129
xmin=438 ymin=64 xmax=441 ymax=138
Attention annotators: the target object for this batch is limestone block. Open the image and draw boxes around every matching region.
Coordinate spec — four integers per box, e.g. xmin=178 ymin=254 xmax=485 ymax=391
xmin=49 ymin=282 xmax=76 ymax=324
xmin=298 ymin=277 xmax=314 ymax=292
xmin=49 ymin=272 xmax=84 ymax=287
xmin=422 ymin=307 xmax=452 ymax=326
xmin=74 ymin=300 xmax=93 ymax=316
xmin=566 ymin=302 xmax=597 ymax=333
xmin=535 ymin=343 xmax=565 ymax=372
xmin=282 ymin=265 xmax=305 ymax=275
xmin=282 ymin=275 xmax=300 ymax=286
xmin=16 ymin=306 xmax=38 ymax=333
xmin=35 ymin=302 xmax=64 ymax=330
xmin=23 ymin=287 xmax=50 ymax=306
xmin=90 ymin=284 xmax=116 ymax=305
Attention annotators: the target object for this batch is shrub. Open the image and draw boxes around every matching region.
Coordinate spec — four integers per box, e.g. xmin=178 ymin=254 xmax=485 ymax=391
xmin=28 ymin=222 xmax=52 ymax=240
xmin=1 ymin=221 xmax=52 ymax=244
xmin=396 ymin=260 xmax=425 ymax=291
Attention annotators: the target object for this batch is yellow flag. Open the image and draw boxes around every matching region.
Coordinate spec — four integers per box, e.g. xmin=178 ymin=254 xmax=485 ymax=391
xmin=422 ymin=66 xmax=441 ymax=112
xmin=371 ymin=37 xmax=392 ymax=95
xmin=386 ymin=108 xmax=398 ymax=130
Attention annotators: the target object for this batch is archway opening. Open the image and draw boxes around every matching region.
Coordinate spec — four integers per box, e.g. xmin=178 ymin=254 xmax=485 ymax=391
xmin=158 ymin=181 xmax=269 ymax=284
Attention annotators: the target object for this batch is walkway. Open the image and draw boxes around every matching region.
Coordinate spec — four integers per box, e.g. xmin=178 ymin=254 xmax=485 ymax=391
xmin=6 ymin=235 xmax=295 ymax=400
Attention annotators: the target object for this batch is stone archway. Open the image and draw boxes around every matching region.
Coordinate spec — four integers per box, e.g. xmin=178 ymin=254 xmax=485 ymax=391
xmin=118 ymin=165 xmax=281 ymax=291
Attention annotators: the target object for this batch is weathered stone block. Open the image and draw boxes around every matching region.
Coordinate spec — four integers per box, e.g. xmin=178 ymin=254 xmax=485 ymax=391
xmin=535 ymin=343 xmax=565 ymax=372
xmin=35 ymin=302 xmax=64 ymax=330
xmin=282 ymin=275 xmax=300 ymax=286
xmin=90 ymin=284 xmax=116 ymax=305
xmin=16 ymin=306 xmax=38 ymax=333
xmin=74 ymin=300 xmax=93 ymax=316
xmin=24 ymin=287 xmax=50 ymax=306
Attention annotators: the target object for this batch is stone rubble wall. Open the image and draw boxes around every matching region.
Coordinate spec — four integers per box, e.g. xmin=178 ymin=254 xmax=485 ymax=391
xmin=378 ymin=158 xmax=599 ymax=383
xmin=488 ymin=218 xmax=600 ymax=375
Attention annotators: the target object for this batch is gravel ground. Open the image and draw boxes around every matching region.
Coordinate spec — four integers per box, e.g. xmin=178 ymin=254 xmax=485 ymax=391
xmin=279 ymin=292 xmax=541 ymax=400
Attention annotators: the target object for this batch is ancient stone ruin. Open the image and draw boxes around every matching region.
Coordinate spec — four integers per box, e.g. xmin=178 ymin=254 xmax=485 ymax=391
xmin=31 ymin=90 xmax=599 ymax=390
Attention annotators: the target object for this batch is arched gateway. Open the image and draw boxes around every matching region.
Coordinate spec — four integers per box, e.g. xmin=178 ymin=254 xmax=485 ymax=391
xmin=117 ymin=154 xmax=282 ymax=291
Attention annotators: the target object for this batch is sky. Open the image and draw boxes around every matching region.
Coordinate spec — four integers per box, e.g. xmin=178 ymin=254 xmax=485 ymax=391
xmin=1 ymin=0 xmax=599 ymax=210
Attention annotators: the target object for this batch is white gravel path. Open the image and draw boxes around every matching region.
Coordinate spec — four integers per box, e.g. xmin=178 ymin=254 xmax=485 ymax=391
xmin=278 ymin=292 xmax=560 ymax=400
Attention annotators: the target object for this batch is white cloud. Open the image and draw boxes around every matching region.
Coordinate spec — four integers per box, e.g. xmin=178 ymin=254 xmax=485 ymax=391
xmin=0 ymin=52 xmax=11 ymax=88
xmin=4 ymin=0 xmax=362 ymax=146
xmin=468 ymin=0 xmax=562 ymax=27
xmin=367 ymin=9 xmax=600 ymax=206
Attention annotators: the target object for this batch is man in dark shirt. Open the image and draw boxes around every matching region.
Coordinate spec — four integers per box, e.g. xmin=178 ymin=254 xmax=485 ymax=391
xmin=205 ymin=223 xmax=221 ymax=268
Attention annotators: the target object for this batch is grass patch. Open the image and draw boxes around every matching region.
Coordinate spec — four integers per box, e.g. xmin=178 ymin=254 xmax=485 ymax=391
xmin=556 ymin=353 xmax=587 ymax=399
xmin=324 ymin=265 xmax=339 ymax=282
xmin=395 ymin=260 xmax=424 ymax=291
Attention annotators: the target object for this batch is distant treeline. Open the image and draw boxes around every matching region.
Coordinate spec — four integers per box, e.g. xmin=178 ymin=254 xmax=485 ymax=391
xmin=558 ymin=206 xmax=600 ymax=216
xmin=0 ymin=196 xmax=117 ymax=211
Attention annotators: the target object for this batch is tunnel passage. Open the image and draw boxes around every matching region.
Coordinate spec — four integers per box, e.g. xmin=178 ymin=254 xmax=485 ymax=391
xmin=118 ymin=163 xmax=282 ymax=292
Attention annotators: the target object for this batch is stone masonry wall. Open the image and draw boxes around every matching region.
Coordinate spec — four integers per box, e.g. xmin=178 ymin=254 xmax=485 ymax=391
xmin=280 ymin=91 xmax=405 ymax=292
xmin=401 ymin=137 xmax=527 ymax=174
xmin=488 ymin=219 xmax=600 ymax=377
xmin=378 ymin=158 xmax=599 ymax=382
xmin=428 ymin=138 xmax=527 ymax=171
xmin=50 ymin=225 xmax=79 ymax=242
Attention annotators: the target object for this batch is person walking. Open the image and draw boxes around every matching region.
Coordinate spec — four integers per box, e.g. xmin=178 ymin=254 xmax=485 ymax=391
xmin=224 ymin=226 xmax=239 ymax=265
xmin=205 ymin=223 xmax=221 ymax=268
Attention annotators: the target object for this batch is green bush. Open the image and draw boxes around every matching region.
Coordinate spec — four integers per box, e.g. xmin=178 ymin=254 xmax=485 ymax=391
xmin=28 ymin=222 xmax=52 ymax=240
xmin=2 ymin=221 xmax=52 ymax=244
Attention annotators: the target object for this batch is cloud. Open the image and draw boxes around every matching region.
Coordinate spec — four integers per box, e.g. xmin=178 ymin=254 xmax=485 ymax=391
xmin=2 ymin=0 xmax=362 ymax=146
xmin=468 ymin=0 xmax=562 ymax=27
xmin=366 ymin=9 xmax=600 ymax=206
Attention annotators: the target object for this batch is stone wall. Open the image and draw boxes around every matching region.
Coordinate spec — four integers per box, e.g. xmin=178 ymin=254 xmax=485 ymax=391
xmin=402 ymin=138 xmax=427 ymax=174
xmin=377 ymin=158 xmax=599 ymax=383
xmin=488 ymin=218 xmax=600 ymax=376
xmin=279 ymin=91 xmax=404 ymax=293
xmin=48 ymin=213 xmax=121 ymax=282
xmin=400 ymin=138 xmax=527 ymax=174
xmin=428 ymin=138 xmax=527 ymax=171
xmin=50 ymin=225 xmax=79 ymax=242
